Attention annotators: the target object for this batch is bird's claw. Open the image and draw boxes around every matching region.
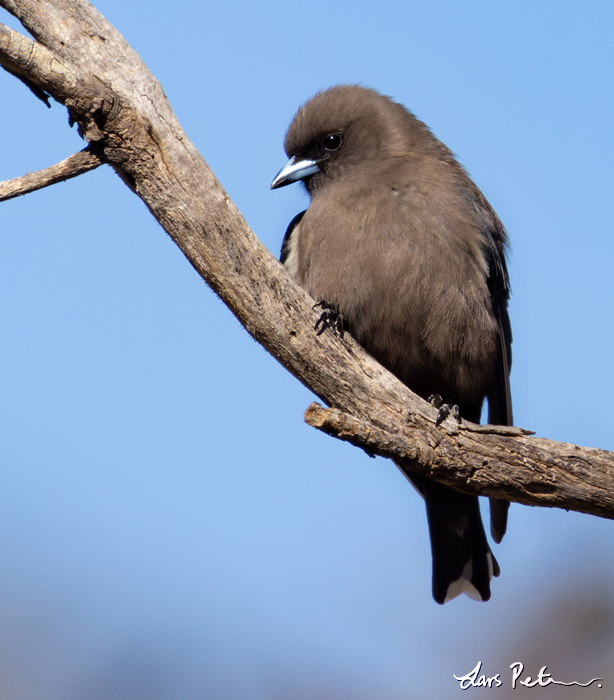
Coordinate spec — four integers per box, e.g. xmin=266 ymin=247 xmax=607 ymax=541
xmin=428 ymin=393 xmax=444 ymax=409
xmin=313 ymin=302 xmax=345 ymax=338
xmin=429 ymin=394 xmax=461 ymax=427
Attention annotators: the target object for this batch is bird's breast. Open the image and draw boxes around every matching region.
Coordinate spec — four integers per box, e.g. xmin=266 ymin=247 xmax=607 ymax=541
xmin=289 ymin=189 xmax=499 ymax=403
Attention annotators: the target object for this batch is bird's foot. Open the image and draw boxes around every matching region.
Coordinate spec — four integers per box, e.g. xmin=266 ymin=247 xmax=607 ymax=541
xmin=313 ymin=302 xmax=345 ymax=338
xmin=429 ymin=394 xmax=461 ymax=427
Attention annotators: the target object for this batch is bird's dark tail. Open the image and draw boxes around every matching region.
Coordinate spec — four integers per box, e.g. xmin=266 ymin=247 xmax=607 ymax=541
xmin=409 ymin=474 xmax=499 ymax=604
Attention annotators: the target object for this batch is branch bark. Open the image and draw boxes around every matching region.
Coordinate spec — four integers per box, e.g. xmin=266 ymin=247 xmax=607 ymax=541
xmin=1 ymin=0 xmax=613 ymax=520
xmin=0 ymin=145 xmax=103 ymax=201
xmin=305 ymin=403 xmax=614 ymax=520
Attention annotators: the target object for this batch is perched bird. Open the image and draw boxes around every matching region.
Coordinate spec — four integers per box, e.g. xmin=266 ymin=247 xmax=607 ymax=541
xmin=271 ymin=85 xmax=512 ymax=604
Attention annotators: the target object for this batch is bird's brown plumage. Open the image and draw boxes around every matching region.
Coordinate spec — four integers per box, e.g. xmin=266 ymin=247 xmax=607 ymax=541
xmin=273 ymin=85 xmax=512 ymax=603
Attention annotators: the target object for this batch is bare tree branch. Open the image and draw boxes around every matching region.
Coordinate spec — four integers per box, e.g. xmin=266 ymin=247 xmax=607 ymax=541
xmin=2 ymin=64 xmax=51 ymax=106
xmin=1 ymin=0 xmax=614 ymax=520
xmin=0 ymin=145 xmax=103 ymax=201
xmin=0 ymin=23 xmax=82 ymax=101
xmin=305 ymin=403 xmax=614 ymax=520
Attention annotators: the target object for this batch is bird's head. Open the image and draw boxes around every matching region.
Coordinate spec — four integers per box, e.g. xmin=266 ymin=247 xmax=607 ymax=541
xmin=271 ymin=84 xmax=438 ymax=193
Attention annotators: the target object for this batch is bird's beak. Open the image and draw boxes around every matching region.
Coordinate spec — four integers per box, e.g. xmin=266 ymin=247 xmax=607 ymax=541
xmin=271 ymin=156 xmax=320 ymax=189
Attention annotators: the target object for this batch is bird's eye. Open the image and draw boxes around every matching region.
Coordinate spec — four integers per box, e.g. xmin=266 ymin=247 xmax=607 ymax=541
xmin=323 ymin=134 xmax=343 ymax=151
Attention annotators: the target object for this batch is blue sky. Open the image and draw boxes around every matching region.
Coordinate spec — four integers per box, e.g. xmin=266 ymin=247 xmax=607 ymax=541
xmin=1 ymin=1 xmax=613 ymax=697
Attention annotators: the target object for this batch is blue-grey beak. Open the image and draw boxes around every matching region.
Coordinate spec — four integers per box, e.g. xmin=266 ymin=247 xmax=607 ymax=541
xmin=271 ymin=156 xmax=320 ymax=189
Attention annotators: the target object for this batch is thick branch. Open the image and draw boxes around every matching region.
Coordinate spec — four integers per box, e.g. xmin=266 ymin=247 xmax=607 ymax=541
xmin=305 ymin=403 xmax=614 ymax=520
xmin=1 ymin=0 xmax=614 ymax=520
xmin=0 ymin=24 xmax=80 ymax=100
xmin=0 ymin=146 xmax=103 ymax=201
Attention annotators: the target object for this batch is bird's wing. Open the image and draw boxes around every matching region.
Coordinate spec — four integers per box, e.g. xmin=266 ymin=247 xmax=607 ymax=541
xmin=280 ymin=210 xmax=306 ymax=265
xmin=470 ymin=193 xmax=513 ymax=427
xmin=471 ymin=193 xmax=513 ymax=542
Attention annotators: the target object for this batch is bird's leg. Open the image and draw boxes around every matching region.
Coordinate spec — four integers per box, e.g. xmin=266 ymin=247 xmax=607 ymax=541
xmin=313 ymin=301 xmax=345 ymax=338
xmin=428 ymin=394 xmax=461 ymax=427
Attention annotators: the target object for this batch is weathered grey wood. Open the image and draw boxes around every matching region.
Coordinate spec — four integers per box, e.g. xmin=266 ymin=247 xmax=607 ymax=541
xmin=1 ymin=0 xmax=613 ymax=520
xmin=305 ymin=403 xmax=614 ymax=519
xmin=0 ymin=146 xmax=102 ymax=201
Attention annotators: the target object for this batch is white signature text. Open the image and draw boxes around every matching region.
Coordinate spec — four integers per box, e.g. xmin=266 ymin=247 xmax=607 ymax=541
xmin=454 ymin=661 xmax=603 ymax=690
